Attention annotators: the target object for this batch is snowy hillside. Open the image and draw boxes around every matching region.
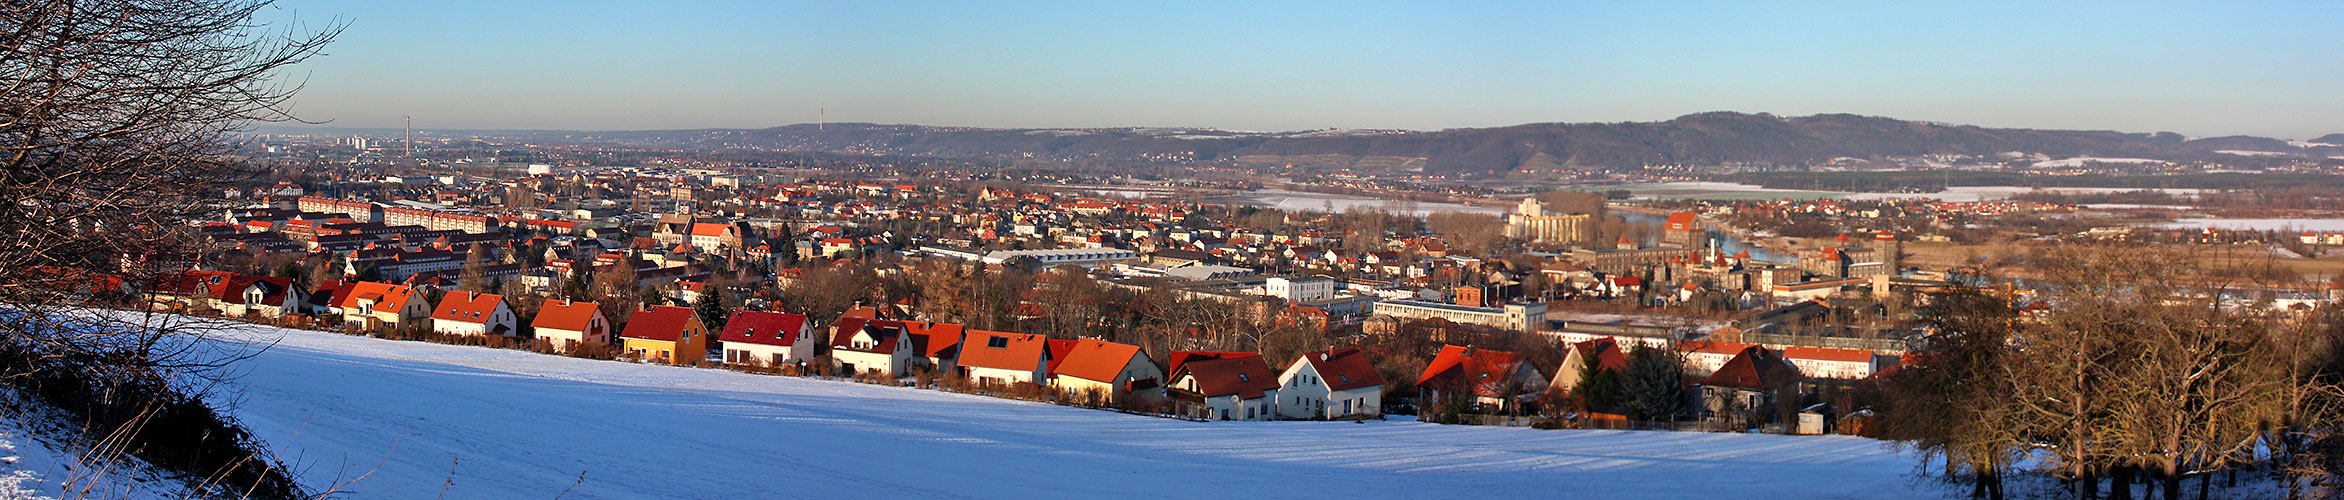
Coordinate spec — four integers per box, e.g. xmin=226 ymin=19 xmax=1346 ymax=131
xmin=187 ymin=323 xmax=1942 ymax=499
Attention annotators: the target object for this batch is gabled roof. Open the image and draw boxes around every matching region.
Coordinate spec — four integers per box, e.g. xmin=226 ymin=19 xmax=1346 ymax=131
xmin=901 ymin=321 xmax=964 ymax=358
xmin=620 ymin=305 xmax=700 ymax=342
xmin=1418 ymin=345 xmax=1539 ymax=398
xmin=1295 ymin=347 xmax=1385 ymax=392
xmin=1174 ymin=356 xmax=1280 ymax=399
xmin=956 ymin=330 xmax=1048 ymax=372
xmin=1044 ymin=338 xmax=1079 ymax=377
xmin=720 ymin=310 xmax=810 ymax=346
xmin=828 ymin=319 xmax=904 ymax=355
xmin=1053 ymin=338 xmax=1149 ymax=383
xmin=533 ymin=300 xmax=605 ymax=331
xmin=334 ymin=281 xmax=418 ymax=313
xmin=430 ymin=292 xmax=505 ymax=323
xmin=1569 ymin=338 xmax=1630 ymax=373
xmin=1166 ymin=351 xmax=1258 ymax=377
xmin=1702 ymin=346 xmax=1803 ymax=390
xmin=689 ymin=222 xmax=732 ymax=237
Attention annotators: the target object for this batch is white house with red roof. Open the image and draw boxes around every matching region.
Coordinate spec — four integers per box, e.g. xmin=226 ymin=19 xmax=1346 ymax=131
xmin=1166 ymin=353 xmax=1281 ymax=421
xmin=430 ymin=291 xmax=515 ymax=337
xmin=719 ymin=310 xmax=817 ymax=368
xmin=531 ymin=299 xmax=610 ymax=352
xmin=1277 ymin=347 xmax=1387 ymax=419
xmin=828 ymin=316 xmax=919 ymax=377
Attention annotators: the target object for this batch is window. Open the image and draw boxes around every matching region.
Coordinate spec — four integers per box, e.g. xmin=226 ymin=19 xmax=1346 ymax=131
xmin=987 ymin=336 xmax=1009 ymax=349
xmin=1236 ymin=373 xmax=1249 ymax=382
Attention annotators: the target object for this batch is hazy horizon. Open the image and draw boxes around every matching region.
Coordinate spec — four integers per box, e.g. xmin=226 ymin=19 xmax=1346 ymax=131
xmin=264 ymin=1 xmax=2344 ymax=139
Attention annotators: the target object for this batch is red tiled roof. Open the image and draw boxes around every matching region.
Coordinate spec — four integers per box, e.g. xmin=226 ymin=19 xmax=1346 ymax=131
xmin=532 ymin=300 xmax=604 ymax=331
xmin=334 ymin=281 xmax=418 ymax=313
xmin=430 ymin=292 xmax=504 ymax=323
xmin=720 ymin=310 xmax=809 ymax=346
xmin=1417 ymin=344 xmax=1531 ymax=398
xmin=1701 ymin=346 xmax=1803 ymax=390
xmin=956 ymin=330 xmax=1048 ymax=372
xmin=1166 ymin=351 xmax=1257 ymax=377
xmin=1053 ymin=338 xmax=1147 ymax=383
xmin=1295 ymin=347 xmax=1385 ymax=391
xmin=620 ymin=305 xmax=700 ymax=342
xmin=1571 ymin=338 xmax=1629 ymax=373
xmin=1043 ymin=338 xmax=1079 ymax=377
xmin=1174 ymin=356 xmax=1279 ymax=399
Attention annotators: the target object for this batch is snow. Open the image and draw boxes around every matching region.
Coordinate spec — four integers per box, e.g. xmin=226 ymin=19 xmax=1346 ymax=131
xmin=0 ymin=404 xmax=182 ymax=500
xmin=2214 ymin=150 xmax=2294 ymax=157
xmin=2029 ymin=157 xmax=2166 ymax=168
xmin=201 ymin=323 xmax=1943 ymax=499
xmin=1610 ymin=182 xmax=2202 ymax=203
xmin=1226 ymin=189 xmax=1505 ymax=216
xmin=0 ymin=419 xmax=53 ymax=500
xmin=2154 ymin=218 xmax=2344 ymax=232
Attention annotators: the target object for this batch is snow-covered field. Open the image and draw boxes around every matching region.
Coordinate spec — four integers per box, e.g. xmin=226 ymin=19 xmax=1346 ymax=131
xmin=2029 ymin=157 xmax=2165 ymax=168
xmin=140 ymin=323 xmax=1949 ymax=499
xmin=2155 ymin=218 xmax=2344 ymax=232
xmin=1228 ymin=189 xmax=1504 ymax=216
xmin=1608 ymin=182 xmax=2203 ymax=203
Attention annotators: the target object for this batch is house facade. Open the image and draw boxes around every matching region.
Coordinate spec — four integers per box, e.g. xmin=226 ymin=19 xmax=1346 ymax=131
xmin=430 ymin=292 xmax=516 ymax=337
xmin=720 ymin=310 xmax=817 ymax=368
xmin=533 ymin=299 xmax=610 ymax=352
xmin=620 ymin=305 xmax=706 ymax=365
xmin=1048 ymin=338 xmax=1163 ymax=404
xmin=1277 ymin=347 xmax=1386 ymax=420
xmin=828 ymin=317 xmax=919 ymax=377
xmin=1167 ymin=354 xmax=1280 ymax=421
xmin=334 ymin=281 xmax=432 ymax=332
xmin=956 ymin=330 xmax=1049 ymax=386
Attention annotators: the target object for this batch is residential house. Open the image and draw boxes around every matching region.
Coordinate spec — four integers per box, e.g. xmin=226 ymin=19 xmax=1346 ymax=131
xmin=620 ymin=305 xmax=707 ymax=365
xmin=828 ymin=316 xmax=919 ymax=377
xmin=956 ymin=330 xmax=1050 ymax=386
xmin=1700 ymin=346 xmax=1805 ymax=427
xmin=1548 ymin=337 xmax=1629 ymax=396
xmin=334 ymin=281 xmax=433 ymax=332
xmin=532 ymin=299 xmax=611 ymax=353
xmin=1049 ymin=338 xmax=1163 ymax=404
xmin=429 ymin=292 xmax=516 ymax=337
xmin=1276 ymin=347 xmax=1387 ymax=419
xmin=1166 ymin=354 xmax=1280 ymax=421
xmin=720 ymin=310 xmax=817 ymax=368
xmin=1416 ymin=345 xmax=1547 ymax=411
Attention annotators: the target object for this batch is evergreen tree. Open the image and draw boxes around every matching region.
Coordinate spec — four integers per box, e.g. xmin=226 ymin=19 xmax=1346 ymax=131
xmin=694 ymin=288 xmax=728 ymax=332
xmin=1621 ymin=346 xmax=1687 ymax=422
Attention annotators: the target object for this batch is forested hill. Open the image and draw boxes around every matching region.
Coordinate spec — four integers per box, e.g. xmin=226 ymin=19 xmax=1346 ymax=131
xmin=482 ymin=112 xmax=2344 ymax=174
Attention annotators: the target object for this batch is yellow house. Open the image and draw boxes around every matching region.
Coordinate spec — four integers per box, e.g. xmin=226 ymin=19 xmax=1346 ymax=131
xmin=619 ymin=305 xmax=706 ymax=365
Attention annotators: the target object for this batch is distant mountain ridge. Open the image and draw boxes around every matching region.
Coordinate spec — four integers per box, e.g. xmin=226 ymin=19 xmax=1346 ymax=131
xmin=357 ymin=113 xmax=2344 ymax=174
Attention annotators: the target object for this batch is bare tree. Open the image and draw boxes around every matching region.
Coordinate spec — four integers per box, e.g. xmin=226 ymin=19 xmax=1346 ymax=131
xmin=0 ymin=1 xmax=338 ymax=498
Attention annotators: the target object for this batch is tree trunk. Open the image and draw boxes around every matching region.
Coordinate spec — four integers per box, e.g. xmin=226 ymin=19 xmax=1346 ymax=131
xmin=1987 ymin=467 xmax=2005 ymax=500
xmin=2111 ymin=466 xmax=2133 ymax=500
xmin=2079 ymin=467 xmax=2098 ymax=500
xmin=2161 ymin=471 xmax=2180 ymax=500
xmin=2195 ymin=471 xmax=2209 ymax=500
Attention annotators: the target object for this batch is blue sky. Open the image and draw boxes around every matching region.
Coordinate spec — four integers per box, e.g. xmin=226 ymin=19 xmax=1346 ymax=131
xmin=263 ymin=1 xmax=2343 ymax=138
